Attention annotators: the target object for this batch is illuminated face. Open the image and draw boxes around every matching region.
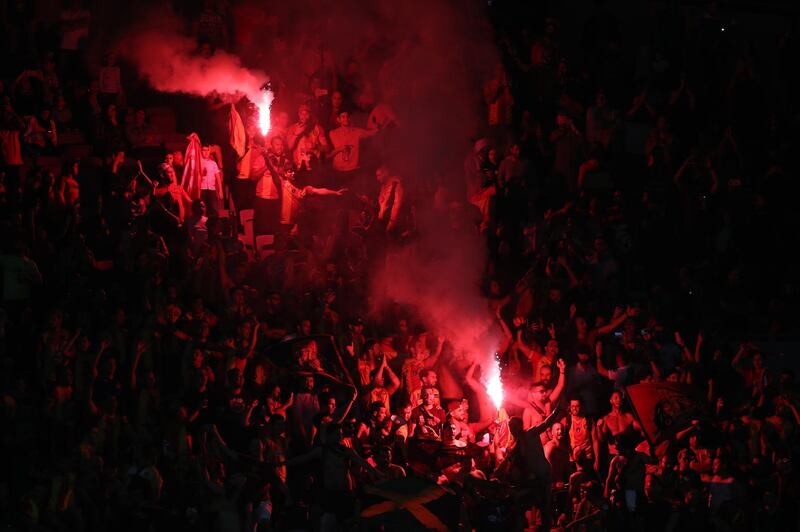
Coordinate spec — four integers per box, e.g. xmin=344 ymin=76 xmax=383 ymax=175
xmin=450 ymin=404 xmax=466 ymax=422
xmin=298 ymin=106 xmax=310 ymax=122
xmin=529 ymin=385 xmax=547 ymax=404
xmin=442 ymin=422 xmax=456 ymax=441
xmin=376 ymin=167 xmax=390 ymax=183
xmin=307 ymin=341 xmax=318 ymax=358
xmin=422 ymin=371 xmax=437 ymax=387
xmin=422 ymin=388 xmax=437 ymax=406
xmin=569 ymin=400 xmax=582 ymax=417
xmin=540 ymin=366 xmax=553 ymax=383
xmin=167 ymin=305 xmax=181 ymax=323
xmin=610 ymin=392 xmax=622 ymax=409
xmin=233 ymin=289 xmax=244 ymax=305
xmin=377 ymin=447 xmax=391 ymax=467
xmin=201 ymin=146 xmax=211 ymax=159
xmin=552 ymin=422 xmax=563 ymax=439
xmin=276 ymin=111 xmax=289 ymax=128
xmin=271 ymin=137 xmax=284 ymax=154
xmin=337 ymin=111 xmax=350 ymax=127
xmin=374 ymin=406 xmax=388 ymax=422
xmin=545 ymin=340 xmax=559 ymax=358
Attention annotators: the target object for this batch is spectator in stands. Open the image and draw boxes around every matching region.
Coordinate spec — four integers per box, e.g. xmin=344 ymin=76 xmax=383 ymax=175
xmin=23 ymin=108 xmax=57 ymax=155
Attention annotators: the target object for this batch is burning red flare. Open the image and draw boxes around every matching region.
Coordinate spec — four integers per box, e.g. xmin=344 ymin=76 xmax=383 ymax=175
xmin=485 ymin=352 xmax=504 ymax=410
xmin=257 ymin=88 xmax=274 ymax=136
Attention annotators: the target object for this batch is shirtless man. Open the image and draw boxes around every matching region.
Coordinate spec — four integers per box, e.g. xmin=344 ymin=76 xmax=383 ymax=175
xmin=598 ymin=390 xmax=639 ymax=456
xmin=445 ymin=399 xmax=494 ymax=445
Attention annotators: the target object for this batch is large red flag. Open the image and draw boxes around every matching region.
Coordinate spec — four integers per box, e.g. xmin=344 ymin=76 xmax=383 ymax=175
xmin=625 ymin=382 xmax=707 ymax=446
xmin=181 ymin=133 xmax=203 ymax=200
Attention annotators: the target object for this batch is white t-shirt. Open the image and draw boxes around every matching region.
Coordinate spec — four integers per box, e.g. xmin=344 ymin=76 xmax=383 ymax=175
xmin=200 ymin=158 xmax=220 ymax=190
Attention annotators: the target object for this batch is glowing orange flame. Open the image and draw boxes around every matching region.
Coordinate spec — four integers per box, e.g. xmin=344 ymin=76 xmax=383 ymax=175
xmin=257 ymin=89 xmax=274 ymax=136
xmin=486 ymin=352 xmax=504 ymax=410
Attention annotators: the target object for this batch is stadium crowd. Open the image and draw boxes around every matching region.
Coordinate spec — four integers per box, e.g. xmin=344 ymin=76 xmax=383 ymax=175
xmin=1 ymin=1 xmax=799 ymax=531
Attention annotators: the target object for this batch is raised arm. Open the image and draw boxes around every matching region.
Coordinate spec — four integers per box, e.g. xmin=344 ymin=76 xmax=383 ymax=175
xmin=245 ymin=321 xmax=261 ymax=359
xmin=555 ymin=256 xmax=580 ymax=289
xmin=465 ymin=360 xmax=481 ymax=392
xmin=731 ymin=342 xmax=749 ymax=371
xmin=549 ymin=358 xmax=566 ymax=404
xmin=335 ymin=386 xmax=358 ymax=424
xmin=674 ymin=331 xmax=693 ymax=362
xmin=595 ymin=341 xmax=609 ymax=379
xmin=694 ymin=332 xmax=703 ymax=364
xmin=424 ymin=336 xmax=446 ymax=369
xmin=383 ymin=360 xmax=401 ymax=396
xmin=515 ymin=328 xmax=541 ymax=362
xmin=304 ymin=185 xmax=347 ymax=197
xmin=496 ymin=306 xmax=513 ymax=355
xmin=388 ymin=182 xmax=404 ymax=230
xmin=130 ymin=340 xmax=145 ymax=390
xmin=216 ymin=241 xmax=234 ymax=294
xmin=595 ymin=306 xmax=637 ymax=337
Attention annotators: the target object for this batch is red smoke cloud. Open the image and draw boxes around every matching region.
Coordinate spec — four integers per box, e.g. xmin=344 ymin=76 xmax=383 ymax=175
xmin=116 ymin=29 xmax=267 ymax=103
xmin=116 ymin=0 xmax=501 ymax=400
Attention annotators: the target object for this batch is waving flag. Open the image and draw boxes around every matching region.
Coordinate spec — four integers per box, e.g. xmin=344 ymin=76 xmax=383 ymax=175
xmin=360 ymin=476 xmax=458 ymax=531
xmin=626 ymin=382 xmax=707 ymax=447
xmin=181 ymin=132 xmax=203 ymax=200
xmin=229 ymin=103 xmax=246 ymax=157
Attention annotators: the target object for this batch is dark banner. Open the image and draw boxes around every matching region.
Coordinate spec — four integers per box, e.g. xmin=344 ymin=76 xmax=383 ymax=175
xmin=625 ymin=382 xmax=707 ymax=445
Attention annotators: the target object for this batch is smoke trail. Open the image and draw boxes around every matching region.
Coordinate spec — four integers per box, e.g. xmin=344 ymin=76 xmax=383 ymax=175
xmin=115 ymin=29 xmax=267 ymax=103
xmin=115 ymin=0 xmax=501 ymax=398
